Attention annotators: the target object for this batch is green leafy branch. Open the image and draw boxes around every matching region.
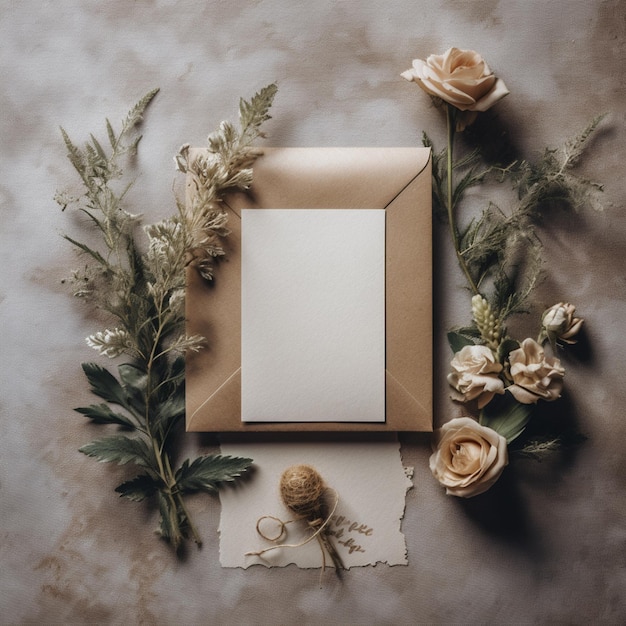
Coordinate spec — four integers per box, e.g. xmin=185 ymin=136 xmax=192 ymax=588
xmin=428 ymin=107 xmax=605 ymax=357
xmin=58 ymin=86 xmax=277 ymax=549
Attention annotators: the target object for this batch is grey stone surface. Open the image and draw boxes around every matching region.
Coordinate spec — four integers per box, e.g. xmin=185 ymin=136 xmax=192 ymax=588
xmin=1 ymin=1 xmax=625 ymax=623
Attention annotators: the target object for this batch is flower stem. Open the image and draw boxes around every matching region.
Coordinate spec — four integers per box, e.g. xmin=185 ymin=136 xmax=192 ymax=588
xmin=143 ymin=309 xmax=200 ymax=548
xmin=445 ymin=105 xmax=480 ymax=296
xmin=165 ymin=452 xmax=203 ymax=546
xmin=175 ymin=491 xmax=203 ymax=546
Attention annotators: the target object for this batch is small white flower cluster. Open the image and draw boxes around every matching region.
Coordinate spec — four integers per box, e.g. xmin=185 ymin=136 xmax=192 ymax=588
xmin=144 ymin=218 xmax=187 ymax=302
xmin=86 ymin=328 xmax=136 ymax=359
xmin=173 ymin=105 xmax=266 ymax=283
xmin=145 ymin=219 xmax=186 ymax=275
xmin=471 ymin=295 xmax=502 ymax=351
xmin=166 ymin=333 xmax=205 ymax=354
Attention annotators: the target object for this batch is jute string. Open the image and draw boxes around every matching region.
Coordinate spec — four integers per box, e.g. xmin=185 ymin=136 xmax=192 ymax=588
xmin=245 ymin=464 xmax=345 ymax=576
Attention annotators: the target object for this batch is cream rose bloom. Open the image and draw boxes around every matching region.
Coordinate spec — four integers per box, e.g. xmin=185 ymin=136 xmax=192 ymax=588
xmin=508 ymin=338 xmax=565 ymax=404
xmin=402 ymin=48 xmax=509 ymax=129
xmin=448 ymin=344 xmax=505 ymax=409
xmin=429 ymin=417 xmax=508 ymax=497
xmin=542 ymin=302 xmax=584 ymax=345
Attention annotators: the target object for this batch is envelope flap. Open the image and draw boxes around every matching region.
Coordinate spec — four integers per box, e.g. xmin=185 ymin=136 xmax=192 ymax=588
xmin=226 ymin=147 xmax=430 ymax=211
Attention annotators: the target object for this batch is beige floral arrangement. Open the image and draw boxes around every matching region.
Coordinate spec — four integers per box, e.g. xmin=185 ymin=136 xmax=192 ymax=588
xmin=403 ymin=48 xmax=603 ymax=497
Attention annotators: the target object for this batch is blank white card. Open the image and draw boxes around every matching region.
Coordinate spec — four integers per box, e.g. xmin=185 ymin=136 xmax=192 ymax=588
xmin=241 ymin=209 xmax=386 ymax=422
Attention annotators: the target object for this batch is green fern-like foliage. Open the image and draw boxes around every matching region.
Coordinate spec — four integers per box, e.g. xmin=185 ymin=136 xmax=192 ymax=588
xmin=175 ymin=83 xmax=278 ymax=281
xmin=58 ymin=86 xmax=277 ymax=549
xmin=427 ymin=113 xmax=605 ymax=352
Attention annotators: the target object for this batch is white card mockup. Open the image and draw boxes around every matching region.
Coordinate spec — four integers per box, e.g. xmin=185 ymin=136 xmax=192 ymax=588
xmin=241 ymin=209 xmax=386 ymax=422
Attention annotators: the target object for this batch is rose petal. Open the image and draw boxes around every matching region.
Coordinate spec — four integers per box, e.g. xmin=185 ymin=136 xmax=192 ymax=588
xmin=400 ymin=68 xmax=417 ymax=82
xmin=470 ymin=78 xmax=509 ymax=112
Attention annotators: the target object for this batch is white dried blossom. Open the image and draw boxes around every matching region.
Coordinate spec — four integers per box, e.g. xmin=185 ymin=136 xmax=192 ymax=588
xmin=86 ymin=328 xmax=136 ymax=358
xmin=54 ymin=190 xmax=78 ymax=210
xmin=144 ymin=218 xmax=187 ymax=290
xmin=168 ymin=288 xmax=185 ymax=316
xmin=167 ymin=333 xmax=205 ymax=354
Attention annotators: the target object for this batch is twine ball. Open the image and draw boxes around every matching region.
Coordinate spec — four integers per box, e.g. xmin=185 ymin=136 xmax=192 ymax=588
xmin=279 ymin=464 xmax=325 ymax=518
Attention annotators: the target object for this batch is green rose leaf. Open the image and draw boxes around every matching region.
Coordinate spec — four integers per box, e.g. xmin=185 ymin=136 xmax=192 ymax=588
xmin=497 ymin=337 xmax=520 ymax=363
xmin=479 ymin=392 xmax=534 ymax=444
xmin=447 ymin=329 xmax=479 ymax=353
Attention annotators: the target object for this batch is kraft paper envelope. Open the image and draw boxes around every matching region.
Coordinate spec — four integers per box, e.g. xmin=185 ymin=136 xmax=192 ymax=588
xmin=185 ymin=147 xmax=432 ymax=432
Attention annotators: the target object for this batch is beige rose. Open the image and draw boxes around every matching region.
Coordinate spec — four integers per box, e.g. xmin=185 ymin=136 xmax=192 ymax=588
xmin=508 ymin=338 xmax=565 ymax=404
xmin=448 ymin=344 xmax=505 ymax=409
xmin=542 ymin=302 xmax=584 ymax=345
xmin=429 ymin=417 xmax=508 ymax=497
xmin=402 ymin=48 xmax=509 ymax=128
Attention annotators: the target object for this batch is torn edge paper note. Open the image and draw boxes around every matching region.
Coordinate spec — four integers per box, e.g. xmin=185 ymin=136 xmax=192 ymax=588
xmin=218 ymin=438 xmax=413 ymax=568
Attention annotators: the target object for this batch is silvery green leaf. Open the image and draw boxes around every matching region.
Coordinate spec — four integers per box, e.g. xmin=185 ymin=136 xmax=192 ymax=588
xmin=239 ymin=83 xmax=278 ymax=134
xmin=121 ymin=88 xmax=160 ymax=136
xmin=63 ymin=236 xmax=108 ymax=266
xmin=497 ymin=338 xmax=519 ymax=363
xmin=447 ymin=330 xmax=478 ymax=353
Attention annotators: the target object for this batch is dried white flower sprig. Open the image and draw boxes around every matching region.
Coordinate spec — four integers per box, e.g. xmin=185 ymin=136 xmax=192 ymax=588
xmin=403 ymin=48 xmax=602 ymax=497
xmin=58 ymin=85 xmax=277 ymax=548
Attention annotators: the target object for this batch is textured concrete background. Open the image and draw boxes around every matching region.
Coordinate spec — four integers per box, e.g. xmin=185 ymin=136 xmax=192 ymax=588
xmin=1 ymin=1 xmax=625 ymax=623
